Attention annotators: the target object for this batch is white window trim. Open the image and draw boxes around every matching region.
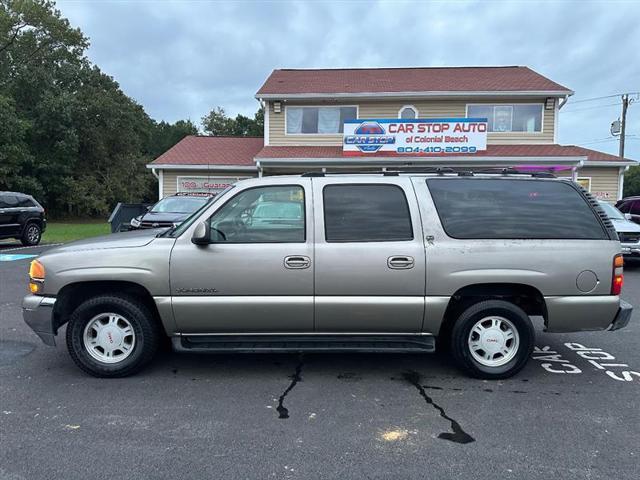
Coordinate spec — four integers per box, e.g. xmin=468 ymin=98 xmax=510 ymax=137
xmin=465 ymin=103 xmax=545 ymax=134
xmin=176 ymin=175 xmax=250 ymax=194
xmin=284 ymin=104 xmax=359 ymax=136
xmin=398 ymin=105 xmax=418 ymax=119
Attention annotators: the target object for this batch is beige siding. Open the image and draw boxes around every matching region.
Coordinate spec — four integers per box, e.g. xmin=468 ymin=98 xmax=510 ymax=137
xmin=160 ymin=169 xmax=256 ymax=198
xmin=268 ymin=98 xmax=555 ymax=146
xmin=575 ymin=167 xmax=621 ymax=203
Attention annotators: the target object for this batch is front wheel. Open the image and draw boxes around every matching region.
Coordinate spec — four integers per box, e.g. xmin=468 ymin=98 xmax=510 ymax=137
xmin=450 ymin=300 xmax=535 ymax=379
xmin=21 ymin=222 xmax=41 ymax=246
xmin=66 ymin=295 xmax=160 ymax=377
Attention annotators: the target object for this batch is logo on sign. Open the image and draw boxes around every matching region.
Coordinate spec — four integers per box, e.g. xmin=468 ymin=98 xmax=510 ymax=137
xmin=344 ymin=122 xmax=395 ymax=153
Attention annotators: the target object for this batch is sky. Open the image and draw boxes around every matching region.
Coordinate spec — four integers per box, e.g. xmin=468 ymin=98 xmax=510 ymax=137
xmin=56 ymin=0 xmax=640 ymax=159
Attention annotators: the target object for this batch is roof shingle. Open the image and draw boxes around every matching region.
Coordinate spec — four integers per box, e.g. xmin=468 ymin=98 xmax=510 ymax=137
xmin=256 ymin=66 xmax=572 ymax=97
xmin=150 ymin=136 xmax=263 ymax=166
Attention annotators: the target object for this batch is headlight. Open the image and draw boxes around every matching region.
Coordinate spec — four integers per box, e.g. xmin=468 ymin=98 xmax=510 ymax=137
xmin=29 ymin=260 xmax=45 ymax=294
xmin=130 ymin=217 xmax=141 ymax=228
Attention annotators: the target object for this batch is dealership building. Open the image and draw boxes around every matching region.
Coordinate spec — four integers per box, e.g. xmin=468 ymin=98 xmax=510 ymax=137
xmin=148 ymin=66 xmax=636 ymax=201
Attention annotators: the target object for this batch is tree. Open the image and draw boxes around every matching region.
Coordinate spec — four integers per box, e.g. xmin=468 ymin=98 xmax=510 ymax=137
xmin=623 ymin=166 xmax=640 ymax=198
xmin=149 ymin=119 xmax=199 ymax=159
xmin=201 ymin=105 xmax=263 ymax=136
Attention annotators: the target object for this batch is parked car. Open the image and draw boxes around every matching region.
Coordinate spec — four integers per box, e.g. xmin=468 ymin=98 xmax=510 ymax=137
xmin=615 ymin=196 xmax=640 ymax=224
xmin=599 ymin=201 xmax=640 ymax=256
xmin=129 ymin=193 xmax=214 ymax=230
xmin=0 ymin=191 xmax=46 ymax=246
xmin=22 ymin=171 xmax=632 ymax=379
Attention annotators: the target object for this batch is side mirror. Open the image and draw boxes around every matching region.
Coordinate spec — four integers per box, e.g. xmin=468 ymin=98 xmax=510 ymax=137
xmin=191 ymin=221 xmax=210 ymax=245
xmin=625 ymin=213 xmax=633 ymax=221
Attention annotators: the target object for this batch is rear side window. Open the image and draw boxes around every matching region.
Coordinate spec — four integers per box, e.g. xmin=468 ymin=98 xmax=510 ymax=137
xmin=427 ymin=178 xmax=607 ymax=240
xmin=323 ymin=184 xmax=413 ymax=242
xmin=18 ymin=197 xmax=36 ymax=208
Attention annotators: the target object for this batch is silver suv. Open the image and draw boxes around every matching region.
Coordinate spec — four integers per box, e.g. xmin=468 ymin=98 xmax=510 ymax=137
xmin=22 ymin=171 xmax=633 ymax=379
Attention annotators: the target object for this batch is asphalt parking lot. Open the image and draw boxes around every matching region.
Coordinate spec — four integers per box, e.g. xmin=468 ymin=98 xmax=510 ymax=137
xmin=1 ymin=242 xmax=639 ymax=479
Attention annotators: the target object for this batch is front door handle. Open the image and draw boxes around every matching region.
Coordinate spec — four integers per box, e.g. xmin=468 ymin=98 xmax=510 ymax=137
xmin=284 ymin=255 xmax=311 ymax=269
xmin=387 ymin=255 xmax=415 ymax=269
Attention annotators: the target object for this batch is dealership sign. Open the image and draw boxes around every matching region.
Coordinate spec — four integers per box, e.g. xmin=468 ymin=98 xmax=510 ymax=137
xmin=343 ymin=118 xmax=488 ymax=156
xmin=177 ymin=176 xmax=248 ymax=194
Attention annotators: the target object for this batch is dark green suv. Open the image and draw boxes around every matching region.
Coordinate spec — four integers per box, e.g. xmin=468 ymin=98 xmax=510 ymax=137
xmin=0 ymin=191 xmax=47 ymax=246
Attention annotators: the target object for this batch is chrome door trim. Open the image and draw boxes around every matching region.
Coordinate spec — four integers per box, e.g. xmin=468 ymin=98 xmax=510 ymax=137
xmin=174 ymin=331 xmax=434 ymax=337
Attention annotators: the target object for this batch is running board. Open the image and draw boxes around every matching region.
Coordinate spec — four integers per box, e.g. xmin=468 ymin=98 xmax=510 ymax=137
xmin=172 ymin=334 xmax=435 ymax=353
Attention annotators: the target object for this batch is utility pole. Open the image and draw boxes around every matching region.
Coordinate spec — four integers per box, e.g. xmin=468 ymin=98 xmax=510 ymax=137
xmin=620 ymin=93 xmax=629 ymax=158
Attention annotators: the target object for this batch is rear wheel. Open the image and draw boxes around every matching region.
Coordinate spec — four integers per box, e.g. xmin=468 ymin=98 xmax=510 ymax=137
xmin=21 ymin=222 xmax=41 ymax=246
xmin=450 ymin=300 xmax=534 ymax=379
xmin=66 ymin=295 xmax=160 ymax=377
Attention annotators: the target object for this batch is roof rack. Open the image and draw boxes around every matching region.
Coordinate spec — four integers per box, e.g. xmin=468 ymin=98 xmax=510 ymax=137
xmin=300 ymin=167 xmax=556 ymax=178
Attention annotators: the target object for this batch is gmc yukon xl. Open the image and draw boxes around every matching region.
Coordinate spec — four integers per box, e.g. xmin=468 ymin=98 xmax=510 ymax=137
xmin=23 ymin=171 xmax=633 ymax=379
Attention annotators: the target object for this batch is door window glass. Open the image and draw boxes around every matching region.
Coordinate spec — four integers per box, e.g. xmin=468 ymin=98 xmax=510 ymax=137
xmin=630 ymin=201 xmax=640 ymax=215
xmin=323 ymin=184 xmax=413 ymax=242
xmin=0 ymin=195 xmax=19 ymax=208
xmin=209 ymin=185 xmax=305 ymax=243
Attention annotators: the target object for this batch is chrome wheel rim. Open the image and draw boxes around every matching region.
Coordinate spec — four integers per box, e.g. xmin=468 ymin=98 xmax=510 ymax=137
xmin=468 ymin=316 xmax=519 ymax=367
xmin=27 ymin=225 xmax=40 ymax=243
xmin=83 ymin=313 xmax=135 ymax=364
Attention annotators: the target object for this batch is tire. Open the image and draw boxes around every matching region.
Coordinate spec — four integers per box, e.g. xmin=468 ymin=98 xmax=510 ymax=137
xmin=21 ymin=222 xmax=41 ymax=246
xmin=450 ymin=300 xmax=535 ymax=380
xmin=66 ymin=295 xmax=160 ymax=377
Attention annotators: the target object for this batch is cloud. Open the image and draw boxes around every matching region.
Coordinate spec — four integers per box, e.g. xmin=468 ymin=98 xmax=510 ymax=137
xmin=57 ymin=0 xmax=639 ymax=158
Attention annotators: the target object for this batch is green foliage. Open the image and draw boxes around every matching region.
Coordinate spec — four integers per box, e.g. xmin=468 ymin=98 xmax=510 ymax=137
xmin=201 ymin=105 xmax=263 ymax=136
xmin=623 ymin=166 xmax=640 ymax=197
xmin=0 ymin=0 xmax=200 ymax=217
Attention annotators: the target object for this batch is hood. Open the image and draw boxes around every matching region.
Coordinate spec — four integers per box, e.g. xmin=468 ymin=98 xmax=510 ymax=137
xmin=47 ymin=228 xmax=163 ymax=254
xmin=140 ymin=211 xmax=191 ymax=223
xmin=610 ymin=218 xmax=640 ymax=234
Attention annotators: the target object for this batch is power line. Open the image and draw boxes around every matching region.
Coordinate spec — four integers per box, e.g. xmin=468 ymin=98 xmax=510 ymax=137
xmin=566 ymin=92 xmax=640 ymax=104
xmin=561 ymin=102 xmax=622 ymax=113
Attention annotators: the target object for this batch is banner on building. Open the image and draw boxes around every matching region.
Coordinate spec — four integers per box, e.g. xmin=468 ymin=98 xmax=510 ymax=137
xmin=343 ymin=118 xmax=488 ymax=156
xmin=177 ymin=176 xmax=248 ymax=194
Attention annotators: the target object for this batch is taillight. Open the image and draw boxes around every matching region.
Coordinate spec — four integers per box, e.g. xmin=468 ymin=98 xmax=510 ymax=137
xmin=612 ymin=254 xmax=624 ymax=295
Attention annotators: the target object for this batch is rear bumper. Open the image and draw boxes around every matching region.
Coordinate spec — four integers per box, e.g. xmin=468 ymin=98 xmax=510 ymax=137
xmin=608 ymin=300 xmax=633 ymax=331
xmin=544 ymin=295 xmax=632 ymax=332
xmin=621 ymin=243 xmax=640 ymax=255
xmin=22 ymin=295 xmax=57 ymax=346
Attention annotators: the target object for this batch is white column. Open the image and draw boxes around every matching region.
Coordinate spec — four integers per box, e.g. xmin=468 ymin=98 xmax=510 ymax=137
xmin=158 ymin=170 xmax=164 ymax=199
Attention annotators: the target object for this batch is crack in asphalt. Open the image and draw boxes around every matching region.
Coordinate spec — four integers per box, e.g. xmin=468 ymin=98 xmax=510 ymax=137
xmin=276 ymin=356 xmax=304 ymax=419
xmin=402 ymin=370 xmax=475 ymax=444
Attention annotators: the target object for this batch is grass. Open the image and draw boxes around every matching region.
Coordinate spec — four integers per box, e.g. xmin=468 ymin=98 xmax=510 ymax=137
xmin=42 ymin=221 xmax=111 ymax=244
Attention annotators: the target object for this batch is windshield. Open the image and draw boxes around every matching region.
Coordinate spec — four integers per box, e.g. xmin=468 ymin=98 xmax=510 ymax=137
xmin=599 ymin=201 xmax=625 ymax=220
xmin=165 ymin=186 xmax=234 ymax=238
xmin=151 ymin=196 xmax=209 ymax=214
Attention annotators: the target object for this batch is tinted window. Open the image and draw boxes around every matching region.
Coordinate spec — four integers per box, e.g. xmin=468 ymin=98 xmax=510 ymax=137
xmin=618 ymin=201 xmax=631 ymax=213
xmin=210 ymin=185 xmax=305 ymax=243
xmin=323 ymin=184 xmax=413 ymax=242
xmin=427 ymin=179 xmax=607 ymax=240
xmin=630 ymin=201 xmax=640 ymax=215
xmin=0 ymin=195 xmax=19 ymax=208
xmin=17 ymin=197 xmax=36 ymax=208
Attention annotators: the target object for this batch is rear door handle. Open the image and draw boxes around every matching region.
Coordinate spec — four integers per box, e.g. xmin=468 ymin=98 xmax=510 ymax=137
xmin=387 ymin=256 xmax=415 ymax=269
xmin=284 ymin=255 xmax=311 ymax=269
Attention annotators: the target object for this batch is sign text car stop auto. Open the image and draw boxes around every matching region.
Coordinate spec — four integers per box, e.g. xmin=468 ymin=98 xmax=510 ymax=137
xmin=343 ymin=118 xmax=488 ymax=156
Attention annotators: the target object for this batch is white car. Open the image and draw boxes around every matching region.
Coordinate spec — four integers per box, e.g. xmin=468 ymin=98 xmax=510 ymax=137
xmin=599 ymin=201 xmax=640 ymax=256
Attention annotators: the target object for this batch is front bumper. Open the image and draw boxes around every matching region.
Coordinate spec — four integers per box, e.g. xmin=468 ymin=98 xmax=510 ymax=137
xmin=22 ymin=294 xmax=57 ymax=346
xmin=608 ymin=300 xmax=633 ymax=331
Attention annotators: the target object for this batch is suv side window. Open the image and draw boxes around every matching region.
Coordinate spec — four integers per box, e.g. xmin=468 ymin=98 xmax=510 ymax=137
xmin=630 ymin=201 xmax=640 ymax=215
xmin=618 ymin=201 xmax=631 ymax=213
xmin=427 ymin=178 xmax=607 ymax=240
xmin=209 ymin=185 xmax=305 ymax=243
xmin=1 ymin=195 xmax=19 ymax=208
xmin=323 ymin=184 xmax=413 ymax=242
xmin=17 ymin=197 xmax=36 ymax=208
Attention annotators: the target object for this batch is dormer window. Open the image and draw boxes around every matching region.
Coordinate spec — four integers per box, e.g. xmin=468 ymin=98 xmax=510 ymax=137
xmin=399 ymin=105 xmax=418 ymax=119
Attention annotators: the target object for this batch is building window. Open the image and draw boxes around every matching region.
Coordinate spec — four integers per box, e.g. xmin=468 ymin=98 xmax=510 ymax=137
xmin=467 ymin=104 xmax=543 ymax=132
xmin=398 ymin=105 xmax=418 ymax=119
xmin=286 ymin=106 xmax=357 ymax=134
